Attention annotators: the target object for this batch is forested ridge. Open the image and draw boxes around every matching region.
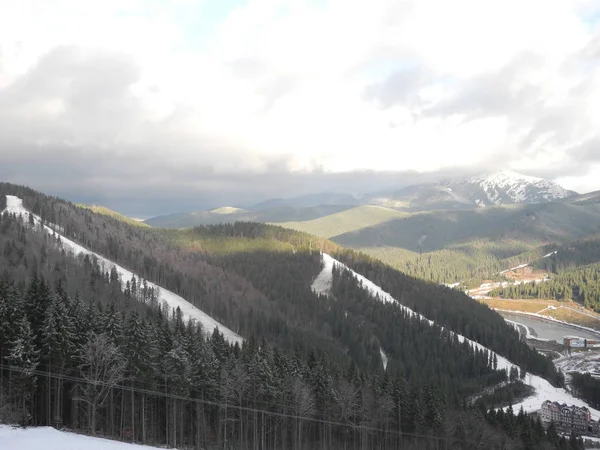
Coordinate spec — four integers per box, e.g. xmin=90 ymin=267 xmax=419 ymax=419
xmin=331 ymin=249 xmax=563 ymax=385
xmin=0 ymin=182 xmax=579 ymax=448
xmin=490 ymin=235 xmax=600 ymax=311
xmin=490 ymin=263 xmax=600 ymax=311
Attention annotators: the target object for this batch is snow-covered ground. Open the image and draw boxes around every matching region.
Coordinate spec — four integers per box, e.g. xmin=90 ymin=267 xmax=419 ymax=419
xmin=3 ymin=195 xmax=243 ymax=345
xmin=465 ymin=170 xmax=572 ymax=204
xmin=315 ymin=252 xmax=600 ymax=419
xmin=499 ymin=263 xmax=529 ymax=275
xmin=0 ymin=425 xmax=171 ymax=450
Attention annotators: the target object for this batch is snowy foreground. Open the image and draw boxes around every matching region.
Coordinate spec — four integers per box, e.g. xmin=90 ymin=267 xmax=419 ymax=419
xmin=4 ymin=195 xmax=243 ymax=345
xmin=0 ymin=425 xmax=172 ymax=450
xmin=312 ymin=253 xmax=600 ymax=419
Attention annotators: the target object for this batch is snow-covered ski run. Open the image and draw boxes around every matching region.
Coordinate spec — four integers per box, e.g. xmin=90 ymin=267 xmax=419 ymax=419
xmin=311 ymin=252 xmax=600 ymax=420
xmin=3 ymin=195 xmax=243 ymax=345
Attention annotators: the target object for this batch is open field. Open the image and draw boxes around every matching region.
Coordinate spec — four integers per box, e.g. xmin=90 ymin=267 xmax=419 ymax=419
xmin=277 ymin=205 xmax=406 ymax=238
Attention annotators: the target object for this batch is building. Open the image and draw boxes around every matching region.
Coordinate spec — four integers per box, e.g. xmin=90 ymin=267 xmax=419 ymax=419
xmin=541 ymin=400 xmax=560 ymax=424
xmin=563 ymin=336 xmax=600 ymax=348
xmin=540 ymin=401 xmax=591 ymax=433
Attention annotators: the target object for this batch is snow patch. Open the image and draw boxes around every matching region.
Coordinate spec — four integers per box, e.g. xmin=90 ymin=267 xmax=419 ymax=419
xmin=3 ymin=196 xmax=243 ymax=345
xmin=380 ymin=348 xmax=388 ymax=371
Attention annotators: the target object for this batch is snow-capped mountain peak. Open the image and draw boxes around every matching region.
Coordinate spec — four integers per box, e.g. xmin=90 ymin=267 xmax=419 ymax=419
xmin=450 ymin=170 xmax=576 ymax=206
xmin=467 ymin=170 xmax=544 ymax=186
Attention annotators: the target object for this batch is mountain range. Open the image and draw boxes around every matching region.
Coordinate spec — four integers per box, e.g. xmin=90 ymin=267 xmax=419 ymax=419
xmin=364 ymin=170 xmax=576 ymax=210
xmin=145 ymin=170 xmax=578 ymax=228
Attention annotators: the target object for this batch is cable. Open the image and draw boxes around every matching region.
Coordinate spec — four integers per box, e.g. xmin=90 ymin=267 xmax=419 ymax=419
xmin=0 ymin=363 xmax=542 ymax=448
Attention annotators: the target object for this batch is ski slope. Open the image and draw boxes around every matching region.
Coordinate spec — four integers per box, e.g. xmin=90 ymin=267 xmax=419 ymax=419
xmin=0 ymin=425 xmax=172 ymax=450
xmin=3 ymin=195 xmax=243 ymax=344
xmin=315 ymin=252 xmax=600 ymax=419
xmin=311 ymin=252 xmax=335 ymax=295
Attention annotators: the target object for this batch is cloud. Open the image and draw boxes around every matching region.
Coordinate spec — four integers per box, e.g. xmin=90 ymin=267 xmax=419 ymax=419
xmin=1 ymin=0 xmax=600 ymax=215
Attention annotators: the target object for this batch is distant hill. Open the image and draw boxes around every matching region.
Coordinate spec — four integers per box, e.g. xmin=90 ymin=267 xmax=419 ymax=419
xmin=252 ymin=191 xmax=359 ymax=209
xmin=567 ymin=190 xmax=600 ymax=206
xmin=278 ymin=205 xmax=407 ymax=238
xmin=332 ymin=202 xmax=600 ymax=253
xmin=144 ymin=204 xmax=354 ymax=228
xmin=210 ymin=206 xmax=245 ymax=214
xmin=76 ymin=204 xmax=150 ymax=227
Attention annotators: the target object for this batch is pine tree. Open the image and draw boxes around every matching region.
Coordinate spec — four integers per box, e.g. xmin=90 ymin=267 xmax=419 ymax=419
xmin=103 ymin=302 xmax=123 ymax=345
xmin=6 ymin=314 xmax=39 ymax=425
xmin=0 ymin=281 xmax=23 ymax=359
xmin=41 ymin=292 xmax=76 ymax=426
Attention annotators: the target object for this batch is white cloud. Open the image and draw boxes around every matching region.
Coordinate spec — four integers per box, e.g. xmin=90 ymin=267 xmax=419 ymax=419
xmin=0 ymin=0 xmax=600 ymax=195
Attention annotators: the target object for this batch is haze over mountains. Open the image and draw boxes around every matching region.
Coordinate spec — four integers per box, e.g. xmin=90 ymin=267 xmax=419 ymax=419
xmin=142 ymin=170 xmax=600 ymax=290
xmin=146 ymin=170 xmax=580 ymax=228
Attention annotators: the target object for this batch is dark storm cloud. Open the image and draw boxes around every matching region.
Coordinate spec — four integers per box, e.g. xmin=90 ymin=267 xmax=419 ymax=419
xmin=2 ymin=41 xmax=599 ymax=219
xmin=0 ymin=134 xmax=475 ymax=217
xmin=0 ymin=44 xmax=440 ymax=218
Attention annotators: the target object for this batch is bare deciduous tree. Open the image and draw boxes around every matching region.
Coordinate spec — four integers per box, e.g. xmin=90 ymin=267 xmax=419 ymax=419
xmin=286 ymin=377 xmax=316 ymax=450
xmin=75 ymin=332 xmax=127 ymax=434
xmin=332 ymin=380 xmax=359 ymax=427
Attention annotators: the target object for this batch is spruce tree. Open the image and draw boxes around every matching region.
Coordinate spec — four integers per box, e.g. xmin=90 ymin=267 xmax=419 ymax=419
xmin=6 ymin=314 xmax=39 ymax=424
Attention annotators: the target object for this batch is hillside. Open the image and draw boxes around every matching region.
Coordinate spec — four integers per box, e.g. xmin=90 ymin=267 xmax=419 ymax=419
xmin=78 ymin=205 xmax=150 ymax=228
xmin=144 ymin=204 xmax=353 ymax=228
xmin=567 ymin=190 xmax=600 ymax=206
xmin=489 ymin=232 xmax=600 ymax=311
xmin=332 ymin=202 xmax=600 ymax=253
xmin=277 ymin=205 xmax=406 ymax=238
xmin=277 ymin=201 xmax=600 ymax=284
xmin=0 ymin=182 xmax=583 ymax=449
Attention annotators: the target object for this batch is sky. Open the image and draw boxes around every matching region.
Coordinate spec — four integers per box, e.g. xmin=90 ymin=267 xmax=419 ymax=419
xmin=1 ymin=0 xmax=600 ymax=217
